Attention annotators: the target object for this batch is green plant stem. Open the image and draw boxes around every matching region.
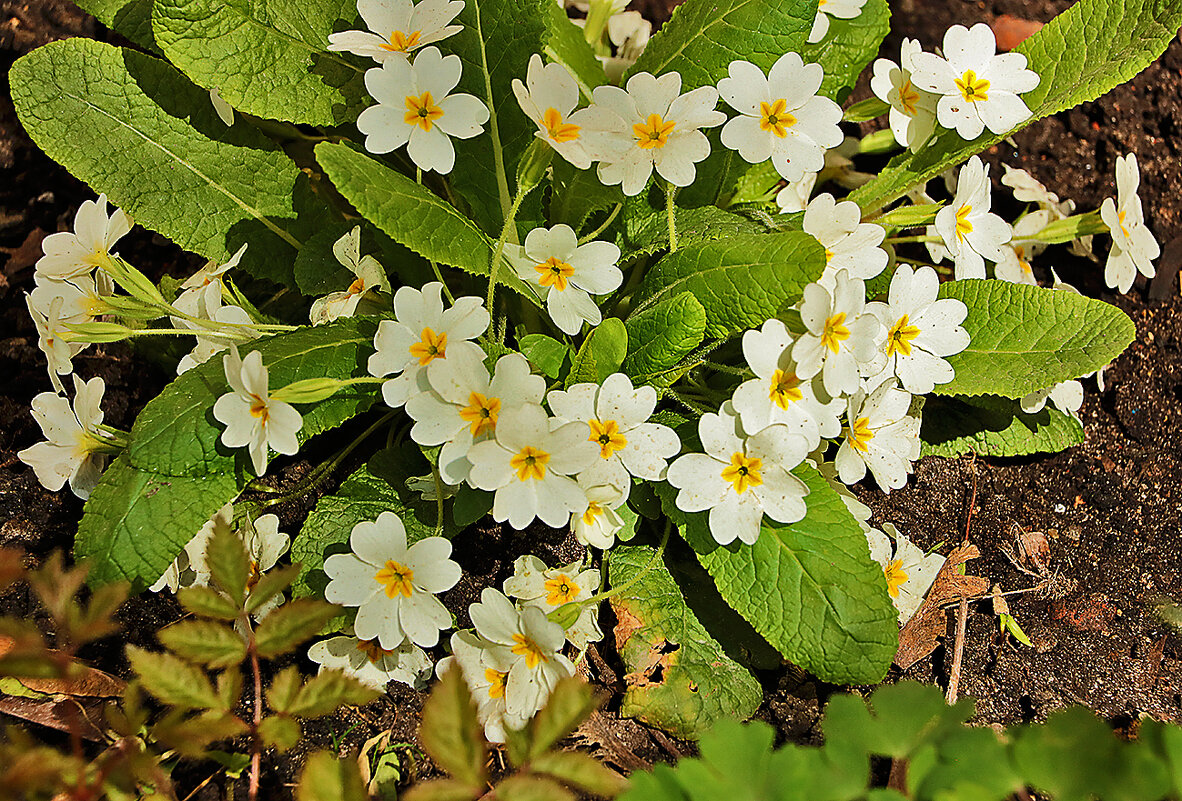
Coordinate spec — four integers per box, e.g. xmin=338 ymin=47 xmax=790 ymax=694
xmin=247 ymin=630 xmax=263 ymax=801
xmin=431 ymin=465 xmax=446 ymax=537
xmin=583 ymin=521 xmax=671 ymax=606
xmin=701 ymin=360 xmax=752 ymax=377
xmin=486 ymin=188 xmax=530 ymax=318
xmin=664 ymin=180 xmax=679 ymax=252
xmin=886 ymin=234 xmax=942 ymax=244
xmin=578 ymin=203 xmax=623 ymax=244
xmin=417 ymin=168 xmax=455 ymax=303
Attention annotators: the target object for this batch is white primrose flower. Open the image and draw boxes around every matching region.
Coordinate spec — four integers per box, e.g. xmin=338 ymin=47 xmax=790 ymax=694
xmin=547 ymin=372 xmax=680 ymax=493
xmin=174 ymin=244 xmax=249 ymax=319
xmin=324 ymin=511 xmax=461 ymax=649
xmin=438 ymin=630 xmax=521 ymax=742
xmin=604 ymin=10 xmax=652 ymax=79
xmin=1100 ymin=153 xmax=1159 ymax=293
xmin=909 ymin=23 xmax=1039 ymax=140
xmin=773 ymin=137 xmax=869 ymax=212
xmin=212 ymin=346 xmax=303 ymax=476
xmin=572 ymin=477 xmax=629 ymax=550
xmin=328 ymin=0 xmax=464 ymax=64
xmin=468 ymin=587 xmax=575 ymax=721
xmin=149 ymin=504 xmax=231 ymax=593
xmin=994 ymin=210 xmax=1051 ymax=285
xmin=509 ymin=225 xmax=622 ymax=336
xmin=466 ymin=404 xmax=600 ymax=530
xmin=717 ymin=53 xmax=843 ymax=185
xmin=666 ymin=403 xmax=810 ymax=546
xmin=35 ymin=194 xmax=131 ymax=280
xmin=512 ymin=54 xmax=594 ymax=170
xmin=866 ymin=524 xmax=945 ymax=625
xmin=310 ymin=227 xmax=390 ymax=325
xmin=357 ymin=46 xmax=489 ymax=174
xmin=934 ymin=156 xmax=1011 ymax=280
xmin=578 ymin=71 xmax=725 ymax=196
xmin=730 ymin=318 xmax=843 ymax=450
xmin=834 ymin=381 xmax=921 ymax=492
xmin=308 ymin=633 xmax=433 ymax=691
xmin=1020 ymin=380 xmax=1084 ymax=418
xmin=504 ymin=555 xmax=603 ymax=650
xmin=26 ymin=279 xmax=100 ymax=392
xmin=792 ymin=270 xmax=886 ymax=399
xmin=368 ymin=282 xmax=490 ymax=409
xmin=803 ymin=193 xmax=888 ymax=288
xmin=405 ymin=346 xmax=546 ymax=485
xmin=175 ymin=302 xmax=256 ymax=376
xmin=870 ymin=38 xmax=939 ymax=152
xmin=863 ymin=264 xmax=969 ymax=395
xmin=242 ymin=514 xmax=291 ymax=620
xmin=807 ymin=0 xmax=867 ymax=43
xmin=18 ymin=375 xmax=113 ymax=499
xmin=1001 ymin=165 xmax=1074 ymax=218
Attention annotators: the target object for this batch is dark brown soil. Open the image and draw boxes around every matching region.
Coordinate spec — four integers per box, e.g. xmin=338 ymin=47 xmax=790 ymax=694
xmin=2 ymin=0 xmax=1182 ymax=796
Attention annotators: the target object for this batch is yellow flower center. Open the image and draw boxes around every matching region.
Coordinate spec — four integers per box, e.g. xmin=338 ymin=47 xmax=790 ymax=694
xmin=374 ymin=559 xmax=415 ymax=599
xmin=544 ymin=574 xmax=580 ymax=605
xmin=885 ymin=558 xmax=908 ymax=598
xmin=511 ymin=633 xmax=549 ymax=669
xmin=484 ymin=668 xmax=507 ymax=698
xmin=459 ymin=391 xmax=501 ymax=437
xmin=1118 ymin=209 xmax=1131 ymax=239
xmin=356 ymin=638 xmax=398 ymax=663
xmin=899 ymin=78 xmax=920 ymax=116
xmin=758 ymin=98 xmax=796 ymax=138
xmin=581 ymin=501 xmax=604 ymax=526
xmin=381 ymin=29 xmax=422 ymax=52
xmin=408 ymin=326 xmax=447 ymax=365
xmin=1015 ymin=245 xmax=1033 ymax=275
xmin=249 ymin=394 xmax=270 ymax=423
xmin=955 ymin=69 xmax=990 ymax=103
xmin=768 ymin=369 xmax=804 ymax=409
xmin=955 ymin=204 xmax=973 ymax=243
xmin=404 ymin=90 xmax=444 ymax=132
xmin=541 ymin=107 xmax=581 ymax=143
xmin=347 ymin=276 xmax=366 ymax=296
xmin=886 ymin=314 xmax=921 ymax=358
xmin=720 ymin=452 xmax=763 ymax=494
xmin=821 ymin=313 xmax=850 ymax=354
xmin=588 ymin=419 xmax=627 ymax=459
xmin=535 ymin=256 xmax=575 ymax=291
xmin=632 ymin=113 xmax=675 ymax=149
xmin=510 ymin=445 xmax=550 ymax=481
xmin=849 ymin=416 xmax=874 ymax=453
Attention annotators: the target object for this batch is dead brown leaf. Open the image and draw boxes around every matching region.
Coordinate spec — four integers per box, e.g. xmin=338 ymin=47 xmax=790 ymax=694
xmin=895 ymin=545 xmax=990 ymax=669
xmin=1017 ymin=530 xmax=1051 ymax=575
xmin=0 ymin=635 xmax=126 ymax=697
xmin=990 ymin=14 xmax=1044 ymax=51
xmin=0 ymin=695 xmax=107 ymax=740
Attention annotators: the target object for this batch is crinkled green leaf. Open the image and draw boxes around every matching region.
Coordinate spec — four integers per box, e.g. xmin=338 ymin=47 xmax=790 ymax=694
xmin=550 ymin=161 xmax=624 ymax=231
xmin=158 ymin=621 xmax=247 ymax=668
xmin=73 ymin=0 xmax=157 ymax=50
xmin=627 ymin=0 xmax=817 ymax=90
xmin=622 ymin=292 xmax=706 ymax=386
xmin=608 ymin=544 xmax=761 ymax=739
xmin=851 ymin=0 xmax=1182 ymax=213
xmin=127 ymin=318 xmax=379 ymax=477
xmin=799 ymin=0 xmax=889 ymax=102
xmin=633 ymin=232 xmax=826 ymax=339
xmin=541 ymin=0 xmax=606 ymax=98
xmin=659 ymin=464 xmax=897 ymax=684
xmin=568 ymin=317 xmax=627 ymax=386
xmin=76 ymin=456 xmax=241 ymax=587
xmin=936 ymin=280 xmax=1135 ymax=398
xmin=921 ymin=394 xmax=1084 ymax=458
xmin=127 ymin=645 xmax=222 ymax=709
xmin=619 ymin=201 xmax=767 ymax=259
xmin=152 ymin=0 xmax=366 ymax=125
xmin=10 ymin=38 xmax=329 ymax=288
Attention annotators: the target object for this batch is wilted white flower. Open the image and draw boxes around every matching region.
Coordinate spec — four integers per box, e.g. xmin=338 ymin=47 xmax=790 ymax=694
xmin=212 ymin=347 xmax=303 ymax=476
xmin=572 ymin=477 xmax=629 ymax=550
xmin=792 ymin=270 xmax=886 ymax=398
xmin=18 ymin=375 xmax=113 ymax=499
xmin=308 ymin=632 xmax=433 ymax=690
xmin=1100 ymin=153 xmax=1159 ymax=293
xmin=1020 ymin=380 xmax=1084 ymax=417
xmin=328 ymin=0 xmax=464 ymax=63
xmin=666 ymin=403 xmax=810 ymax=546
xmin=310 ymin=228 xmax=389 ymax=325
xmin=509 ymin=225 xmax=622 ymax=336
xmin=357 ymin=46 xmax=489 ymax=173
xmin=1001 ymin=165 xmax=1073 ymax=217
xmin=870 ymin=39 xmax=939 ymax=152
xmin=241 ymin=514 xmax=291 ymax=620
xmin=834 ymin=381 xmax=920 ymax=492
xmin=803 ymin=193 xmax=888 ymax=288
xmin=578 ymin=72 xmax=725 ymax=195
xmin=994 ymin=210 xmax=1051 ymax=285
xmin=866 ymin=524 xmax=945 ymax=624
xmin=512 ymin=54 xmax=593 ymax=170
xmin=934 ymin=156 xmax=1011 ymax=279
xmin=504 ymin=555 xmax=603 ymax=649
xmin=26 ymin=283 xmax=93 ymax=393
xmin=324 ymin=512 xmax=461 ymax=649
xmin=909 ymin=23 xmax=1039 ymax=140
xmin=35 ymin=194 xmax=131 ymax=281
xmin=718 ymin=53 xmax=843 ymax=184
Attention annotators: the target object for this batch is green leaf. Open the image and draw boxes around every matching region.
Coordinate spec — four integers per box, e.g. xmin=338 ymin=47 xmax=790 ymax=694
xmin=421 ymin=665 xmax=487 ymax=790
xmin=266 ymin=666 xmax=304 ymax=714
xmin=622 ymin=292 xmax=706 ymax=386
xmin=530 ymin=751 xmax=627 ymax=798
xmin=628 ymin=0 xmax=817 ymax=90
xmin=568 ymin=317 xmax=627 ymax=385
xmin=402 ymin=779 xmax=485 ymax=801
xmin=298 ymin=751 xmax=369 ymax=801
xmin=76 ymin=456 xmax=240 ymax=587
xmin=205 ymin=523 xmax=250 ymax=606
xmin=492 ymin=777 xmax=574 ymax=801
xmin=619 ymin=202 xmax=767 ymax=259
xmin=798 ymin=0 xmax=889 ymax=102
xmin=608 ymin=544 xmax=761 ymax=739
xmin=158 ymin=620 xmax=247 ymax=668
xmin=511 ymin=678 xmax=598 ymax=764
xmin=550 ymin=161 xmax=624 ymax=231
xmin=128 ymin=318 xmax=380 ymax=477
xmin=254 ymin=599 xmax=342 ymax=658
xmin=10 ymin=38 xmax=328 ymax=288
xmin=127 ymin=645 xmax=222 ymax=709
xmin=541 ymin=0 xmax=606 ymax=99
xmin=447 ymin=0 xmax=547 ymax=233
xmin=920 ymin=395 xmax=1084 ymax=458
xmin=285 ymin=669 xmax=378 ymax=718
xmin=152 ymin=0 xmax=366 ymax=126
xmin=659 ymin=464 xmax=897 ymax=684
xmin=632 ymin=232 xmax=826 ymax=339
xmin=314 ymin=142 xmax=538 ymax=304
xmin=291 ymin=443 xmax=448 ymax=609
xmin=935 ymin=280 xmax=1135 ymax=398
xmin=519 ymin=333 xmax=570 ymax=379
xmin=850 ymin=0 xmax=1182 ymax=213
xmin=246 ymin=563 xmax=300 ymax=615
xmin=73 ymin=0 xmax=157 ymax=50
xmin=179 ymin=585 xmax=242 ymax=621
xmin=259 ymin=714 xmax=302 ymax=752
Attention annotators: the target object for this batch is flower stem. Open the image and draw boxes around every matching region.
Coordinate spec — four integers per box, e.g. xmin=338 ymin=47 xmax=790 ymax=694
xmin=578 ymin=203 xmax=623 ymax=244
xmin=432 ymin=464 xmax=446 ymax=538
xmin=885 ymin=234 xmax=942 ymax=244
xmin=486 ymin=187 xmax=531 ymax=318
xmin=664 ymin=180 xmax=679 ymax=252
xmin=582 ymin=520 xmax=671 ymax=606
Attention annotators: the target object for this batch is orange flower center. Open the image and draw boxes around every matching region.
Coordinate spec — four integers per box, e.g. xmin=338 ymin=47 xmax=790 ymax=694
xmin=821 ymin=313 xmax=850 ymax=354
xmin=886 ymin=314 xmax=921 ymax=358
xmin=632 ymin=113 xmax=675 ymax=149
xmin=541 ymin=107 xmax=581 ymax=143
xmin=759 ymin=98 xmax=796 ymax=138
xmin=459 ymin=391 xmax=501 ymax=438
xmin=510 ymin=445 xmax=550 ymax=481
xmin=404 ymin=91 xmax=444 ymax=132
xmin=381 ymin=29 xmax=422 ymax=53
xmin=374 ymin=559 xmax=415 ymax=599
xmin=721 ymin=452 xmax=763 ymax=494
xmin=544 ymin=574 xmax=580 ymax=605
xmin=535 ymin=257 xmax=575 ymax=291
xmin=588 ymin=419 xmax=627 ymax=459
xmin=408 ymin=326 xmax=447 ymax=365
